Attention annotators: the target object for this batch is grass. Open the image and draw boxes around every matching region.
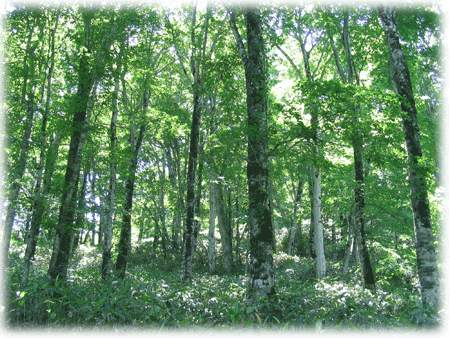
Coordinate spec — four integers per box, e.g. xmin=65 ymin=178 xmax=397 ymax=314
xmin=4 ymin=239 xmax=443 ymax=332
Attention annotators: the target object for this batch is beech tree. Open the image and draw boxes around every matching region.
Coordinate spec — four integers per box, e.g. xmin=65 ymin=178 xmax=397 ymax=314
xmin=378 ymin=5 xmax=439 ymax=309
xmin=230 ymin=6 xmax=275 ymax=300
xmin=47 ymin=8 xmax=99 ymax=282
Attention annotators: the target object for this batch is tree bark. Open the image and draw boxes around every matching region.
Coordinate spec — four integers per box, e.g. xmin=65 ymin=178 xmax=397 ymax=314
xmin=327 ymin=10 xmax=376 ymax=289
xmin=297 ymin=23 xmax=326 ymax=279
xmin=192 ymin=136 xmax=205 ymax=254
xmin=288 ymin=178 xmax=304 ymax=256
xmin=208 ymin=181 xmax=216 ymax=274
xmin=180 ymin=4 xmax=203 ymax=283
xmin=311 ymin=164 xmax=326 ymax=279
xmin=21 ymin=16 xmax=59 ymax=286
xmin=353 ymin=127 xmax=376 ymax=290
xmin=158 ymin=157 xmax=168 ymax=259
xmin=230 ymin=7 xmax=275 ymax=300
xmin=378 ymin=6 xmax=439 ymax=309
xmin=342 ymin=215 xmax=353 ymax=275
xmin=180 ymin=87 xmax=202 ymax=283
xmin=71 ymin=167 xmax=89 ymax=256
xmin=215 ymin=178 xmax=233 ymax=272
xmin=165 ymin=144 xmax=183 ymax=253
xmin=102 ymin=61 xmax=120 ymax=280
xmin=115 ymin=124 xmax=145 ymax=279
xmin=47 ymin=35 xmax=96 ymax=282
xmin=3 ymin=21 xmax=37 ymax=269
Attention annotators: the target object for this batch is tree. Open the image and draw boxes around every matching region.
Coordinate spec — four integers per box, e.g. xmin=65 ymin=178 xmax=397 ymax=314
xmin=21 ymin=11 xmax=59 ymax=287
xmin=215 ymin=176 xmax=233 ymax=272
xmin=165 ymin=1 xmax=228 ymax=283
xmin=101 ymin=45 xmax=121 ymax=280
xmin=208 ymin=179 xmax=216 ymax=273
xmin=114 ymin=60 xmax=147 ymax=279
xmin=378 ymin=5 xmax=439 ymax=309
xmin=3 ymin=8 xmax=42 ymax=270
xmin=230 ymin=6 xmax=275 ymax=300
xmin=46 ymin=9 xmax=98 ymax=283
xmin=326 ymin=7 xmax=376 ymax=290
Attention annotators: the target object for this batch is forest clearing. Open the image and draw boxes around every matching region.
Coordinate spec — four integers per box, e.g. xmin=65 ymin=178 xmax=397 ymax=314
xmin=0 ymin=0 xmax=446 ymax=333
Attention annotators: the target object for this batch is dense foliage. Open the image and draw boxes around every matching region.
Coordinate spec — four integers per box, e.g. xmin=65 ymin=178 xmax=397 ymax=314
xmin=6 ymin=235 xmax=441 ymax=330
xmin=1 ymin=0 xmax=445 ymax=332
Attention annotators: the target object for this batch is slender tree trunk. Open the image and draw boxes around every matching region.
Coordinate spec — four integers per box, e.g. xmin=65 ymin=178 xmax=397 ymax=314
xmin=308 ymin=177 xmax=315 ymax=259
xmin=192 ymin=137 xmax=205 ymax=253
xmin=72 ymin=168 xmax=89 ymax=256
xmin=102 ymin=63 xmax=120 ymax=279
xmin=331 ymin=214 xmax=337 ymax=260
xmin=215 ymin=179 xmax=233 ymax=272
xmin=235 ymin=195 xmax=242 ymax=265
xmin=208 ymin=181 xmax=216 ymax=274
xmin=180 ymin=87 xmax=202 ymax=283
xmin=288 ymin=178 xmax=304 ymax=255
xmin=342 ymin=215 xmax=353 ymax=275
xmin=3 ymin=24 xmax=37 ymax=269
xmin=115 ymin=124 xmax=145 ymax=279
xmin=378 ymin=6 xmax=439 ymax=309
xmin=158 ymin=159 xmax=168 ymax=259
xmin=343 ymin=10 xmax=376 ymax=289
xmin=328 ymin=11 xmax=375 ymax=288
xmin=89 ymin=167 xmax=98 ymax=246
xmin=312 ymin=163 xmax=326 ymax=279
xmin=115 ymin=61 xmax=147 ymax=278
xmin=21 ymin=16 xmax=59 ymax=286
xmin=230 ymin=7 xmax=275 ymax=300
xmin=165 ymin=145 xmax=182 ymax=253
xmin=353 ymin=128 xmax=376 ymax=290
xmin=47 ymin=43 xmax=96 ymax=282
xmin=297 ymin=25 xmax=326 ymax=278
xmin=21 ymin=134 xmax=60 ymax=285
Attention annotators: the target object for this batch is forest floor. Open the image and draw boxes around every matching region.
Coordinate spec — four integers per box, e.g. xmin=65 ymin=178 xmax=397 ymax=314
xmin=3 ymin=239 xmax=444 ymax=333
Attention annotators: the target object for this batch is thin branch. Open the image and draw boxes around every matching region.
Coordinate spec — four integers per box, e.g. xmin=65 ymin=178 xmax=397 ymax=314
xmin=165 ymin=15 xmax=194 ymax=87
xmin=229 ymin=9 xmax=248 ymax=66
xmin=274 ymin=43 xmax=302 ymax=79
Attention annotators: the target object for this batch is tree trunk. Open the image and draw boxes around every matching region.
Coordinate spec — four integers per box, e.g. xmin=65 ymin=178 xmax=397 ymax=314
xmin=230 ymin=7 xmax=275 ymax=300
xmin=180 ymin=86 xmax=202 ymax=283
xmin=378 ymin=6 xmax=439 ymax=309
xmin=288 ymin=178 xmax=304 ymax=256
xmin=102 ymin=62 xmax=120 ymax=279
xmin=115 ymin=60 xmax=147 ymax=279
xmin=208 ymin=181 xmax=216 ymax=274
xmin=21 ymin=16 xmax=59 ymax=286
xmin=312 ymin=164 xmax=326 ymax=279
xmin=328 ymin=10 xmax=375 ymax=289
xmin=342 ymin=215 xmax=353 ymax=275
xmin=158 ymin=160 xmax=168 ymax=259
xmin=115 ymin=124 xmax=145 ymax=279
xmin=235 ymin=195 xmax=242 ymax=265
xmin=308 ymin=177 xmax=315 ymax=259
xmin=3 ymin=23 xmax=37 ymax=269
xmin=72 ymin=168 xmax=89 ymax=256
xmin=165 ymin=145 xmax=183 ymax=254
xmin=21 ymin=134 xmax=60 ymax=286
xmin=192 ymin=137 xmax=205 ymax=254
xmin=47 ymin=40 xmax=96 ymax=283
xmin=353 ymin=128 xmax=376 ymax=290
xmin=215 ymin=178 xmax=233 ymax=272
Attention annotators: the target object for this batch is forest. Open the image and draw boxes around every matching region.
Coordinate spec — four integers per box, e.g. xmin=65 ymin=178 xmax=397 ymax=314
xmin=0 ymin=0 xmax=446 ymax=332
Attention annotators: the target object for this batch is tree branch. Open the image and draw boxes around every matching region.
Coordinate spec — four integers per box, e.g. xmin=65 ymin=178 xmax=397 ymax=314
xmin=229 ymin=9 xmax=248 ymax=67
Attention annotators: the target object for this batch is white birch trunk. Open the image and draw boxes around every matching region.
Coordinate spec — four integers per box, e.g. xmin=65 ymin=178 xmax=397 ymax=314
xmin=312 ymin=164 xmax=326 ymax=279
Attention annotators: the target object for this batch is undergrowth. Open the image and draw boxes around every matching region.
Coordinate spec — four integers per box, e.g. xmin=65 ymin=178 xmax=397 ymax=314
xmin=4 ymin=240 xmax=443 ymax=332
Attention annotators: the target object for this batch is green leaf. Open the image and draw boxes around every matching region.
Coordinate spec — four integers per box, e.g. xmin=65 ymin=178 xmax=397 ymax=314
xmin=246 ymin=305 xmax=255 ymax=314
